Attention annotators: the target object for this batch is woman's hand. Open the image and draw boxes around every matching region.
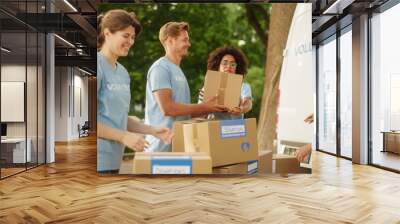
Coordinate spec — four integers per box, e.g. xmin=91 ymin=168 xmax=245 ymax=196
xmin=229 ymin=106 xmax=242 ymax=116
xmin=240 ymin=98 xmax=252 ymax=114
xmin=229 ymin=98 xmax=251 ymax=116
xmin=120 ymin=132 xmax=148 ymax=152
xmin=152 ymin=127 xmax=174 ymax=144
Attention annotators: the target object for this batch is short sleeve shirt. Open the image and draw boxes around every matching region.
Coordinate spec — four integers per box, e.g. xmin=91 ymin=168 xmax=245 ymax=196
xmin=144 ymin=57 xmax=191 ymax=152
xmin=97 ymin=52 xmax=131 ymax=171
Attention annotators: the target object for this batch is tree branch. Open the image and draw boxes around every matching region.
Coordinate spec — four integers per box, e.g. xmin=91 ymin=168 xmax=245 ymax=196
xmin=245 ymin=4 xmax=267 ymax=46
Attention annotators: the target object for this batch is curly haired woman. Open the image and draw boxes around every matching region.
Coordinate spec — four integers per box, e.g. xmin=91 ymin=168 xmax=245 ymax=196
xmin=199 ymin=46 xmax=253 ymax=120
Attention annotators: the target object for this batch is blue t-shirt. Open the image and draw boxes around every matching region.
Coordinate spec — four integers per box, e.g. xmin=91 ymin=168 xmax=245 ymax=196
xmin=144 ymin=57 xmax=191 ymax=152
xmin=97 ymin=53 xmax=131 ymax=171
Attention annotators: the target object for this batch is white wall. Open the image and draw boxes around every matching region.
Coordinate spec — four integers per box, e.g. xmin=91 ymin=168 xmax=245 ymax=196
xmin=1 ymin=64 xmax=46 ymax=164
xmin=1 ymin=82 xmax=25 ymax=122
xmin=55 ymin=66 xmax=69 ymax=141
xmin=277 ymin=3 xmax=314 ymax=149
xmin=73 ymin=73 xmax=89 ymax=136
xmin=1 ymin=65 xmax=42 ymax=137
xmin=54 ymin=67 xmax=89 ymax=141
xmin=1 ymin=65 xmax=26 ymax=138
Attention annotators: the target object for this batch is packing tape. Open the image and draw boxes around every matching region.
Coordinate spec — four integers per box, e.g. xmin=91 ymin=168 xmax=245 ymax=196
xmin=217 ymin=73 xmax=228 ymax=105
xmin=192 ymin=123 xmax=200 ymax=152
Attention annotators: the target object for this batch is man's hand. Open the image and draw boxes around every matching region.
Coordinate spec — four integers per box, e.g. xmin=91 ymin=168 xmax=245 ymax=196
xmin=304 ymin=113 xmax=314 ymax=124
xmin=201 ymin=95 xmax=227 ymax=113
xmin=229 ymin=106 xmax=242 ymax=116
xmin=152 ymin=127 xmax=174 ymax=144
xmin=295 ymin=144 xmax=312 ymax=162
xmin=120 ymin=132 xmax=148 ymax=152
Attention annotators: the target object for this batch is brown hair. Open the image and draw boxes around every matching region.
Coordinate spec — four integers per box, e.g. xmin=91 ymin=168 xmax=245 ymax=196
xmin=159 ymin=22 xmax=189 ymax=46
xmin=207 ymin=46 xmax=249 ymax=76
xmin=97 ymin=9 xmax=142 ymax=50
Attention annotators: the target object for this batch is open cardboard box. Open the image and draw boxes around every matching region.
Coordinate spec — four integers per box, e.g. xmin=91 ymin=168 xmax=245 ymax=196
xmin=273 ymin=154 xmax=311 ymax=174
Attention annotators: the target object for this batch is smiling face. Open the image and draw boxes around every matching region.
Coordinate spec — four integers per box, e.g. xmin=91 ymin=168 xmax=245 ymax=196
xmin=167 ymin=30 xmax=191 ymax=57
xmin=219 ymin=54 xmax=237 ymax=74
xmin=104 ymin=25 xmax=136 ymax=57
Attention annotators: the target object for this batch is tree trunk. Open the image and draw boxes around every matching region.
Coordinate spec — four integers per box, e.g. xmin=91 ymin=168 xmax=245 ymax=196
xmin=258 ymin=4 xmax=296 ymax=152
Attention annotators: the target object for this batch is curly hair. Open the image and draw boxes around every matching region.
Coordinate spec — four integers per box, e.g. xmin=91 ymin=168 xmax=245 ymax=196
xmin=207 ymin=46 xmax=248 ymax=76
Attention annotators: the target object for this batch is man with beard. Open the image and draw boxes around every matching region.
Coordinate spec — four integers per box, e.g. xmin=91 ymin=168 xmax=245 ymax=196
xmin=144 ymin=22 xmax=226 ymax=152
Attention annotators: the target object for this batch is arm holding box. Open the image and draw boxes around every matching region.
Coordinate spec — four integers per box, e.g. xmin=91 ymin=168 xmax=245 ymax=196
xmin=153 ymin=89 xmax=227 ymax=117
xmin=295 ymin=113 xmax=315 ymax=162
xmin=229 ymin=82 xmax=253 ymax=116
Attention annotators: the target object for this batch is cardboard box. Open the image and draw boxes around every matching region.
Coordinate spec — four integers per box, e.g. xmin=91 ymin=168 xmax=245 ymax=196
xmin=183 ymin=118 xmax=258 ymax=167
xmin=273 ymin=154 xmax=311 ymax=174
xmin=203 ymin=70 xmax=243 ymax=109
xmin=172 ymin=120 xmax=186 ymax=152
xmin=258 ymin=150 xmax=273 ymax=174
xmin=213 ymin=160 xmax=258 ymax=174
xmin=384 ymin=132 xmax=400 ymax=154
xmin=172 ymin=119 xmax=205 ymax=152
xmin=119 ymin=158 xmax=134 ymax=174
xmin=131 ymin=152 xmax=212 ymax=174
xmin=212 ymin=150 xmax=272 ymax=174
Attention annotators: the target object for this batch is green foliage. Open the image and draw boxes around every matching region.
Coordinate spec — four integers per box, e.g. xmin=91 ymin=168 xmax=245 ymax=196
xmin=244 ymin=66 xmax=265 ymax=119
xmin=98 ymin=3 xmax=269 ymax=119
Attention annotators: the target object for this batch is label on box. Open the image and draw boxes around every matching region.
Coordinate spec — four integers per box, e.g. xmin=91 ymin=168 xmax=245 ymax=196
xmin=247 ymin=160 xmax=258 ymax=174
xmin=151 ymin=156 xmax=192 ymax=174
xmin=152 ymin=165 xmax=191 ymax=174
xmin=220 ymin=119 xmax=247 ymax=138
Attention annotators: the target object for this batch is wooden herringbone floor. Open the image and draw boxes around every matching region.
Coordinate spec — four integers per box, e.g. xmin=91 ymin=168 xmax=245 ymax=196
xmin=1 ymin=135 xmax=400 ymax=224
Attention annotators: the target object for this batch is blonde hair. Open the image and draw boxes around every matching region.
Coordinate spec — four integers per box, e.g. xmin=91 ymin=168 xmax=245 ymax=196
xmin=159 ymin=22 xmax=189 ymax=46
xmin=97 ymin=9 xmax=142 ymax=50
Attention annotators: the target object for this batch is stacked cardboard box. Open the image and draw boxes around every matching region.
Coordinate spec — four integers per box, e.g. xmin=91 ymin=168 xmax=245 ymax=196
xmin=173 ymin=118 xmax=259 ymax=167
xmin=212 ymin=150 xmax=272 ymax=174
xmin=213 ymin=160 xmax=258 ymax=174
xmin=129 ymin=70 xmax=263 ymax=175
xmin=128 ymin=152 xmax=212 ymax=174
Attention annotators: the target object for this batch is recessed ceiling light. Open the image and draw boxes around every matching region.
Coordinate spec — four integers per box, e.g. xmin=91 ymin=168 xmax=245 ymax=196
xmin=54 ymin=34 xmax=75 ymax=48
xmin=1 ymin=47 xmax=11 ymax=53
xmin=78 ymin=67 xmax=92 ymax=76
xmin=323 ymin=0 xmax=355 ymax=15
xmin=63 ymin=0 xmax=78 ymax=12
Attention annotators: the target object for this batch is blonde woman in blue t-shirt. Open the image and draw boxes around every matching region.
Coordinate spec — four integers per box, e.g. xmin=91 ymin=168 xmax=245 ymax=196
xmin=97 ymin=9 xmax=172 ymax=173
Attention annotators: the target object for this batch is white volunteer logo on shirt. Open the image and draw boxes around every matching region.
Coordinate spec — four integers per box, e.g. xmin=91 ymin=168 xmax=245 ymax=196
xmin=175 ymin=76 xmax=185 ymax=82
xmin=106 ymin=83 xmax=130 ymax=91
